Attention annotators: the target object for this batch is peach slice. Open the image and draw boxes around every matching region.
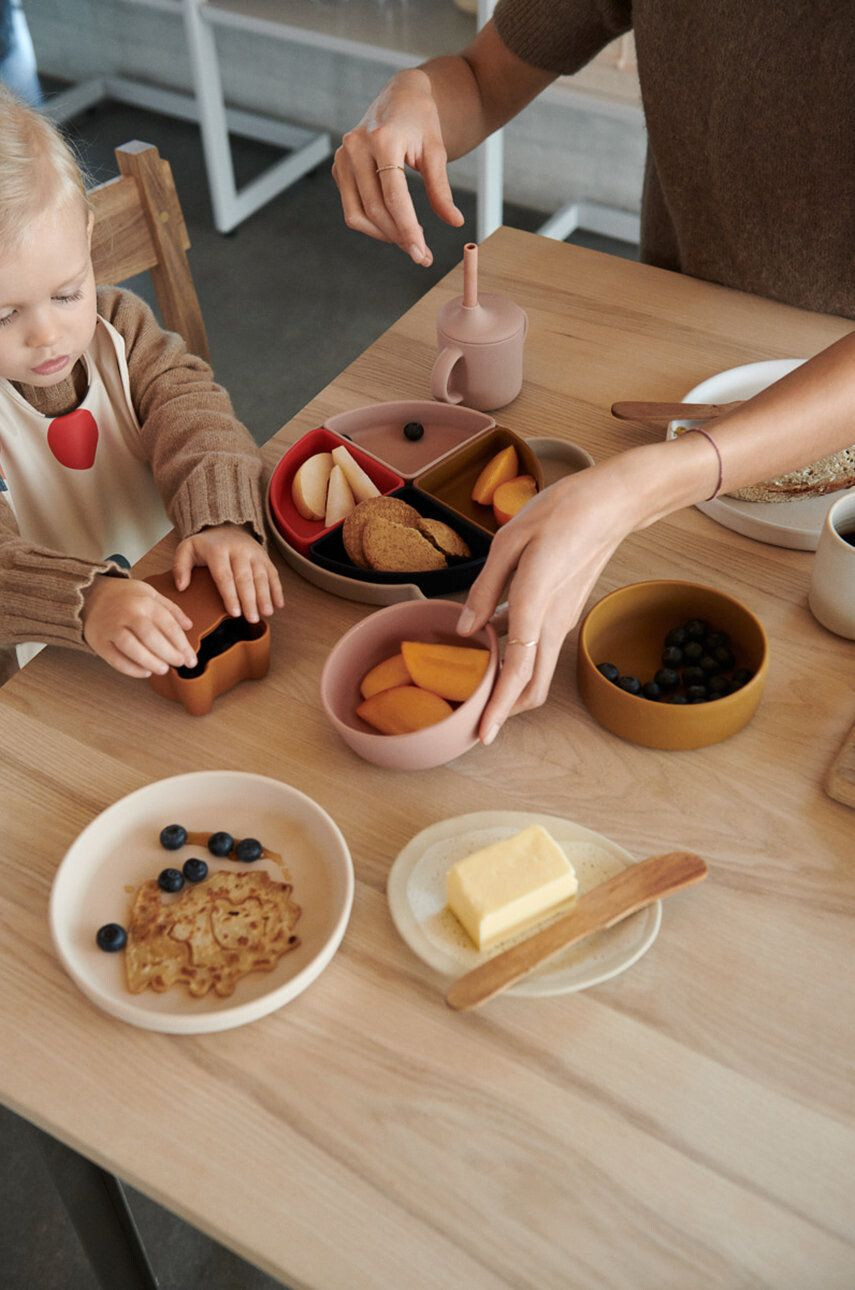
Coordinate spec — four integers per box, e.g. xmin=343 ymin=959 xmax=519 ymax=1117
xmin=493 ymin=475 xmax=537 ymax=525
xmin=470 ymin=446 xmax=519 ymax=506
xmin=359 ymin=652 xmax=411 ymax=700
xmin=401 ymin=641 xmax=490 ymax=702
xmin=356 ymin=685 xmax=454 ymax=734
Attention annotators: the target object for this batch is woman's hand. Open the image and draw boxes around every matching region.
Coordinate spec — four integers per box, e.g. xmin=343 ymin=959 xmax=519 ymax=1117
xmin=82 ymin=577 xmax=197 ymax=678
xmin=173 ymin=524 xmax=285 ymax=624
xmin=456 ymin=456 xmax=647 ymax=744
xmin=332 ymin=68 xmax=464 ymax=266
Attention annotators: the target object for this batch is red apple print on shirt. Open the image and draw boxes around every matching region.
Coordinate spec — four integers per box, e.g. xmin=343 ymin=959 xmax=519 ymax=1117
xmin=47 ymin=409 xmax=99 ymax=470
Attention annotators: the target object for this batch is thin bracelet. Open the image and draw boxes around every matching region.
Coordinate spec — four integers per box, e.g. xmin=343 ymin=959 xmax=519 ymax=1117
xmin=684 ymin=426 xmax=724 ymax=500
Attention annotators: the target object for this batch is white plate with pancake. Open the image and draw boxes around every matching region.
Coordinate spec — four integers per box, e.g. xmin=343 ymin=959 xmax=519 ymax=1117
xmin=667 ymin=358 xmax=855 ymax=550
xmin=387 ymin=811 xmax=661 ymax=997
xmin=50 ymin=771 xmax=354 ymax=1033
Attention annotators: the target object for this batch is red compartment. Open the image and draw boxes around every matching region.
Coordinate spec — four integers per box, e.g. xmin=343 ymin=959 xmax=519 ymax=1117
xmin=268 ymin=428 xmax=404 ymax=555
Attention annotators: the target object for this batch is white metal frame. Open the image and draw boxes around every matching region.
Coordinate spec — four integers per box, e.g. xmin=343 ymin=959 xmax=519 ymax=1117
xmin=44 ymin=0 xmax=331 ymax=235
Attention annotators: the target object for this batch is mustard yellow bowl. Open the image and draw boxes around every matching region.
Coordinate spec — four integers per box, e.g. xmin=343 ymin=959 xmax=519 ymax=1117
xmin=577 ymin=580 xmax=768 ymax=750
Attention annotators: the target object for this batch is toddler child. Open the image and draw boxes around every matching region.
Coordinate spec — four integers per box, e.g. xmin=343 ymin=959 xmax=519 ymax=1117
xmin=0 ymin=86 xmax=283 ymax=685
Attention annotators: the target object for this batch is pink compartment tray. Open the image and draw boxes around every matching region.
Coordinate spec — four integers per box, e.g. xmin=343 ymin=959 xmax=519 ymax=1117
xmin=268 ymin=427 xmax=404 ymax=556
xmin=324 ymin=400 xmax=495 ymax=480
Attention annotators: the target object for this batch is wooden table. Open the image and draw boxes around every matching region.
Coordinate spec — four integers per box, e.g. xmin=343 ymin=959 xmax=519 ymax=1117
xmin=2 ymin=229 xmax=853 ymax=1290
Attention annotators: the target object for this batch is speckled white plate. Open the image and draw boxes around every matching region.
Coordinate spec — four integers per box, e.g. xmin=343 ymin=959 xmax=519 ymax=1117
xmin=387 ymin=811 xmax=660 ymax=996
xmin=50 ymin=772 xmax=354 ymax=1033
xmin=667 ymin=359 xmax=855 ymax=551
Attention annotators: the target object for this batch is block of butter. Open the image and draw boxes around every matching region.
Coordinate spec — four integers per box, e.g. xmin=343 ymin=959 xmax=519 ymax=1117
xmin=446 ymin=825 xmax=579 ymax=951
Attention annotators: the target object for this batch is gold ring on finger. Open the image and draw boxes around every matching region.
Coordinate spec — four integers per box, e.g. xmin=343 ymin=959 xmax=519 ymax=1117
xmin=376 ymin=164 xmax=406 ymax=175
xmin=507 ymin=638 xmax=538 ymax=648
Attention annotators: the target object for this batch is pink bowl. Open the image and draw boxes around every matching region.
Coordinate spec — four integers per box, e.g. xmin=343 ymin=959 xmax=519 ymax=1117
xmin=320 ymin=600 xmax=498 ymax=770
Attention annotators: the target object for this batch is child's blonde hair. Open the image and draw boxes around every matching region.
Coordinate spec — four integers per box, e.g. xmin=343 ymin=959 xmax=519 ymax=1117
xmin=0 ymin=85 xmax=88 ymax=247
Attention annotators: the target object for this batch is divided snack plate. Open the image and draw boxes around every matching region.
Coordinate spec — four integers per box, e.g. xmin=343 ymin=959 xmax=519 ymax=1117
xmin=387 ymin=810 xmax=661 ymax=996
xmin=267 ymin=401 xmax=565 ymax=605
xmin=49 ymin=772 xmax=354 ymax=1034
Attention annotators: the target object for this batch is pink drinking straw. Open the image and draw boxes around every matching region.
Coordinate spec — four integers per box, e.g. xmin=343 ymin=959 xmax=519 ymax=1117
xmin=463 ymin=242 xmax=478 ymax=309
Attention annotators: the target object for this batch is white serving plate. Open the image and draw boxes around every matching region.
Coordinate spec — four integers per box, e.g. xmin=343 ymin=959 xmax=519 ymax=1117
xmin=667 ymin=358 xmax=855 ymax=551
xmin=50 ymin=771 xmax=354 ymax=1033
xmin=387 ymin=810 xmax=660 ymax=997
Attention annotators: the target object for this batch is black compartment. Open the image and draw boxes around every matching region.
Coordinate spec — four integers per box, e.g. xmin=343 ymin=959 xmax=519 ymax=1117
xmin=308 ymin=487 xmax=492 ymax=597
xmin=176 ymin=616 xmax=266 ymax=679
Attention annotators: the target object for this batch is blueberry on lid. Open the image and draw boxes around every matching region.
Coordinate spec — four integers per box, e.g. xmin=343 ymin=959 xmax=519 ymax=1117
xmin=403 ymin=421 xmax=424 ymax=441
xmin=234 ymin=837 xmax=263 ymax=863
xmin=207 ymin=831 xmax=234 ymax=857
xmin=182 ymin=857 xmax=209 ymax=883
xmin=96 ymin=923 xmax=127 ymax=952
xmin=158 ymin=867 xmax=185 ymax=893
xmin=159 ymin=824 xmax=187 ymax=851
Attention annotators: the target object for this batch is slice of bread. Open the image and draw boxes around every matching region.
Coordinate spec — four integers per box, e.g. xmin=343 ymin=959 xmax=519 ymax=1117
xmin=728 ymin=445 xmax=855 ymax=503
xmin=417 ymin=517 xmax=471 ymax=559
xmin=342 ymin=496 xmax=421 ymax=567
xmin=363 ymin=519 xmax=448 ymax=572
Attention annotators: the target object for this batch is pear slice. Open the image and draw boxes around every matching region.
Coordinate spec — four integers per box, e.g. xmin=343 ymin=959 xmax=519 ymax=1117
xmin=291 ymin=451 xmax=333 ymax=521
xmin=331 ymin=444 xmax=381 ymax=504
xmin=325 ymin=464 xmax=356 ymax=526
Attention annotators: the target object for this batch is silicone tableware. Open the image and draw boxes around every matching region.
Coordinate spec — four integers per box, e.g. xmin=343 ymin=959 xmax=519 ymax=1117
xmin=309 ymin=486 xmax=492 ymax=597
xmin=416 ymin=425 xmax=544 ymax=534
xmin=577 ymin=579 xmax=768 ymax=750
xmin=524 ymin=436 xmax=594 ymax=487
xmin=268 ymin=426 xmax=404 ymax=556
xmin=143 ymin=568 xmax=269 ymax=717
xmin=323 ymin=400 xmax=495 ymax=479
xmin=320 ymin=599 xmax=498 ymax=770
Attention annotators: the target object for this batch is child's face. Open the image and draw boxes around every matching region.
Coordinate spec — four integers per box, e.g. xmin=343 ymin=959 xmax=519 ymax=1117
xmin=0 ymin=200 xmax=97 ymax=387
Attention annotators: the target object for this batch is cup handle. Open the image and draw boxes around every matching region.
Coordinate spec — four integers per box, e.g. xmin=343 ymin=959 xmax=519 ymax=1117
xmin=431 ymin=345 xmax=465 ymax=404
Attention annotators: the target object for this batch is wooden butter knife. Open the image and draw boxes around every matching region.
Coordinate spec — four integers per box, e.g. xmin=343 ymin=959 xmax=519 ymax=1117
xmin=445 ymin=850 xmax=708 ymax=1011
xmin=611 ymin=400 xmax=743 ymax=425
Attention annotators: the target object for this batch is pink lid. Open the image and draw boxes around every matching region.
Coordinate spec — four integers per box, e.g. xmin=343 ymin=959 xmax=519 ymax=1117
xmin=437 ymin=243 xmax=526 ymax=344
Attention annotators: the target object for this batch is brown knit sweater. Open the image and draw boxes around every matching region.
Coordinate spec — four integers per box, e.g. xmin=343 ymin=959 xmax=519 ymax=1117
xmin=494 ymin=0 xmax=855 ymax=319
xmin=0 ymin=286 xmax=266 ymax=683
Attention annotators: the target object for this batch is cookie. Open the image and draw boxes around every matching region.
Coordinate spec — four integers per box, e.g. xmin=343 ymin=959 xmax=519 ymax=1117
xmin=362 ymin=518 xmax=448 ymax=572
xmin=417 ymin=517 xmax=471 ymax=560
xmin=342 ymin=496 xmax=420 ymax=568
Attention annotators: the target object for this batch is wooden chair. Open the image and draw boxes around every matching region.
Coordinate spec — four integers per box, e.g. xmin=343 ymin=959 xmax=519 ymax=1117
xmin=88 ymin=141 xmax=210 ymax=363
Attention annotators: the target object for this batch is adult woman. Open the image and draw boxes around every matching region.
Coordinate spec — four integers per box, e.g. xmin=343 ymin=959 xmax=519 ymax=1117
xmin=333 ymin=1 xmax=855 ymax=741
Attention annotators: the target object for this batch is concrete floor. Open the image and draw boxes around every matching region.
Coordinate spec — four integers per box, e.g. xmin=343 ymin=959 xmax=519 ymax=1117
xmin=1 ymin=91 xmax=637 ymax=1290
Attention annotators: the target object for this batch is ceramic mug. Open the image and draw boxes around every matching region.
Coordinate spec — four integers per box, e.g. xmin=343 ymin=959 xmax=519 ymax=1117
xmin=808 ymin=493 xmax=855 ymax=639
xmin=431 ymin=315 xmax=528 ymax=411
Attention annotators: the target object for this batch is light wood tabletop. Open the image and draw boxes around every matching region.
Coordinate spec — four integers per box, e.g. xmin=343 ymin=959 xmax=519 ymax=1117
xmin=1 ymin=228 xmax=853 ymax=1290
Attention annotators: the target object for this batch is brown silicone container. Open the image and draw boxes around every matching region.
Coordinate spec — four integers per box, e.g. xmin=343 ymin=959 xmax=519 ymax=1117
xmin=577 ymin=580 xmax=768 ymax=750
xmin=144 ymin=568 xmax=270 ymax=716
xmin=415 ymin=426 xmax=544 ymax=534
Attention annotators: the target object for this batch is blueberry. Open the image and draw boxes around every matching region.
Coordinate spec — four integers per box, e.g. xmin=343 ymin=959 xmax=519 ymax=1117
xmin=687 ymin=685 xmax=708 ymax=703
xmin=684 ymin=619 xmax=708 ymax=641
xmin=731 ymin=668 xmax=754 ymax=689
xmin=670 ymin=694 xmax=689 ymax=705
xmin=708 ymin=675 xmax=732 ymax=698
xmin=617 ymin=675 xmax=642 ymax=695
xmin=654 ymin=667 xmax=680 ymax=691
xmin=207 ymin=831 xmax=234 ymax=857
xmin=683 ymin=641 xmax=703 ymax=663
xmin=158 ymin=867 xmax=185 ymax=893
xmin=713 ymin=646 xmax=735 ymax=670
xmin=96 ymin=923 xmax=127 ymax=952
xmin=704 ymin=632 xmax=730 ymax=651
xmin=182 ymin=857 xmax=208 ymax=883
xmin=159 ymin=824 xmax=187 ymax=851
xmin=642 ymin=681 xmax=663 ymax=701
xmin=682 ymin=666 xmax=705 ymax=687
xmin=234 ymin=837 xmax=263 ymax=863
xmin=699 ymin=654 xmax=720 ymax=674
xmin=403 ymin=421 xmax=424 ymax=441
xmin=662 ymin=646 xmax=683 ymax=667
xmin=596 ymin=661 xmax=620 ymax=683
xmin=665 ymin=627 xmax=688 ymax=648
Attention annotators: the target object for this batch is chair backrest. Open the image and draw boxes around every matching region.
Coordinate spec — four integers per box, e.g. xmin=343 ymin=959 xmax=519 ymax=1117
xmin=88 ymin=140 xmax=210 ymax=363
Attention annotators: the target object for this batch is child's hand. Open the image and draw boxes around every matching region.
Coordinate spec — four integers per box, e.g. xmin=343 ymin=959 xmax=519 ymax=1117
xmin=82 ymin=577 xmax=197 ymax=678
xmin=173 ymin=524 xmax=285 ymax=622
